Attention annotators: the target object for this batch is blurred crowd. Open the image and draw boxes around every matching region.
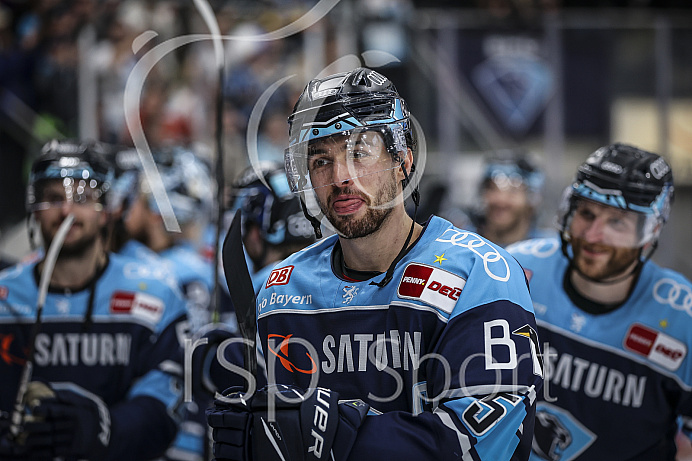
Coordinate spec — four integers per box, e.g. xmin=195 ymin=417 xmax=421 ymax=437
xmin=0 ymin=0 xmax=315 ymax=231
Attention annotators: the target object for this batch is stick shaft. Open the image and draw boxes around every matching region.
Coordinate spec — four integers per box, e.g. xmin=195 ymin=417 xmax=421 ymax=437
xmin=9 ymin=213 xmax=74 ymax=437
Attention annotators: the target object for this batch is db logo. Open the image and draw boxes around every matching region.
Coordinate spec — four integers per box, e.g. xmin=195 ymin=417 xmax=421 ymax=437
xmin=427 ymin=281 xmax=461 ymax=301
xmin=266 ymin=265 xmax=294 ymax=288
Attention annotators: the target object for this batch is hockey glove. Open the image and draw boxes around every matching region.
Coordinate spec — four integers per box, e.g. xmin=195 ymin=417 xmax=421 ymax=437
xmin=206 ymin=384 xmax=369 ymax=461
xmin=22 ymin=382 xmax=111 ymax=460
xmin=0 ymin=414 xmax=27 ymax=460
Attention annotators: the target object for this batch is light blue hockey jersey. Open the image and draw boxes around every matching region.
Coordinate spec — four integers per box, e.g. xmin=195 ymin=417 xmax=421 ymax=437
xmin=508 ymin=237 xmax=692 ymax=460
xmin=255 ymin=216 xmax=544 ymax=460
xmin=0 ymin=253 xmax=188 ymax=460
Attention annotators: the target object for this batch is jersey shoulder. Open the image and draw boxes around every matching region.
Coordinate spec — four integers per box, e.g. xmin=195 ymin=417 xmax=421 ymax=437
xmin=255 ymin=235 xmax=336 ymax=297
xmin=105 ymin=253 xmax=188 ymax=329
xmin=160 ymin=243 xmax=214 ymax=288
xmin=0 ymin=262 xmax=37 ymax=316
xmin=635 ymin=261 xmax=692 ymax=328
xmin=404 ymin=217 xmax=534 ymax=318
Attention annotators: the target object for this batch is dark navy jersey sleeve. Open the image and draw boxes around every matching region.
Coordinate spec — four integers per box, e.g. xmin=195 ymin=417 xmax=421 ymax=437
xmin=256 ymin=217 xmax=543 ymax=460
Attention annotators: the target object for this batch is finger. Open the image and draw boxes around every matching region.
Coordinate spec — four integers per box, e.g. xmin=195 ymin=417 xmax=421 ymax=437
xmin=213 ymin=441 xmax=247 ymax=460
xmin=207 ymin=408 xmax=250 ymax=430
xmin=212 ymin=427 xmax=246 ymax=446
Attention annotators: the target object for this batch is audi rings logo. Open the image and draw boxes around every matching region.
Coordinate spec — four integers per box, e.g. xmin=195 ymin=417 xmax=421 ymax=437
xmin=435 ymin=229 xmax=510 ymax=282
xmin=653 ymin=278 xmax=692 ymax=315
xmin=506 ymin=239 xmax=559 ymax=259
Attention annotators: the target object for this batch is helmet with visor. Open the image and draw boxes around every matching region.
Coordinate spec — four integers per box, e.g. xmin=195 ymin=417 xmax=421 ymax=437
xmin=231 ymin=162 xmax=315 ymax=247
xmin=284 ymin=67 xmax=417 ymax=236
xmin=27 ymin=139 xmax=114 ymax=213
xmin=558 ymin=143 xmax=673 ymax=252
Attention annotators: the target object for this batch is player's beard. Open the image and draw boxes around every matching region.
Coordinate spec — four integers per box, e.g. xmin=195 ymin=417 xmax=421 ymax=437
xmin=486 ymin=203 xmax=524 ymax=234
xmin=42 ymin=221 xmax=100 ymax=259
xmin=571 ymin=238 xmax=640 ymax=281
xmin=319 ymin=171 xmax=400 ymax=239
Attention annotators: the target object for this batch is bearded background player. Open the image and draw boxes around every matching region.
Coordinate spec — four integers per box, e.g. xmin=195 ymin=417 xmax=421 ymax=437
xmin=206 ymin=67 xmax=543 ymax=460
xmin=0 ymin=139 xmax=189 ymax=460
xmin=507 ymin=143 xmax=692 ymax=460
xmin=472 ymin=149 xmax=553 ymax=248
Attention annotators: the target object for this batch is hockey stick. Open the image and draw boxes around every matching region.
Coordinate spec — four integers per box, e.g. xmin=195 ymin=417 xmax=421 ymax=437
xmin=9 ymin=213 xmax=75 ymax=438
xmin=221 ymin=209 xmax=257 ymax=385
xmin=192 ymin=0 xmax=226 ymax=325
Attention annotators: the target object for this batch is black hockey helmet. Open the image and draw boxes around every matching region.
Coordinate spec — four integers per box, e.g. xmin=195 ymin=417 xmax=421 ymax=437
xmin=231 ymin=162 xmax=315 ymax=247
xmin=559 ymin=143 xmax=674 ymax=249
xmin=27 ymin=139 xmax=114 ymax=212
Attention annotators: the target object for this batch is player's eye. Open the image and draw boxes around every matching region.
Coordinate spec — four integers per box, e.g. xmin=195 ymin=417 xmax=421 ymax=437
xmin=576 ymin=207 xmax=595 ymax=221
xmin=309 ymin=155 xmax=330 ymax=170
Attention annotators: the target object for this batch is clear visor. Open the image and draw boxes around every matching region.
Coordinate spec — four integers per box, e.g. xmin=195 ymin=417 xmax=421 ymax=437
xmin=561 ymin=196 xmax=659 ymax=249
xmin=484 ymin=172 xmax=527 ymax=192
xmin=29 ymin=178 xmax=105 ymax=212
xmin=285 ymin=128 xmax=403 ymax=193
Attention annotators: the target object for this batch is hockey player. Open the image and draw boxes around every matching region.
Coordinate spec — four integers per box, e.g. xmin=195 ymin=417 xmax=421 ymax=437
xmin=506 ymin=143 xmax=690 ymax=460
xmin=121 ymin=145 xmax=215 ymax=460
xmin=230 ymin=161 xmax=316 ymax=293
xmin=105 ymin=145 xmax=163 ymax=265
xmin=0 ymin=139 xmax=188 ymax=460
xmin=469 ymin=149 xmax=552 ymax=247
xmin=206 ymin=67 xmax=543 ymax=460
xmin=123 ymin=145 xmax=215 ymax=332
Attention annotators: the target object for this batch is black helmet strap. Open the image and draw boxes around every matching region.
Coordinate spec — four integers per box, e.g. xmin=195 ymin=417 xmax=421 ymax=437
xmin=371 ymin=162 xmax=420 ymax=288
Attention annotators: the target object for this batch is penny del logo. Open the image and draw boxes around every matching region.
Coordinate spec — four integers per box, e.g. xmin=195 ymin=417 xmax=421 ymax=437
xmin=397 ymin=263 xmax=466 ymax=314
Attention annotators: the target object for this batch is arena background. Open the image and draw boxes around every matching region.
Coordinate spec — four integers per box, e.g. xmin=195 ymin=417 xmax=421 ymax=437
xmin=0 ymin=0 xmax=691 ymax=280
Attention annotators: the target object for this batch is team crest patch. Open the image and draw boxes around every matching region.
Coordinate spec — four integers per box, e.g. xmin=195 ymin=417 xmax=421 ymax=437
xmin=266 ymin=265 xmax=294 ymax=288
xmin=0 ymin=286 xmax=8 ymax=300
xmin=397 ymin=263 xmax=466 ymax=314
xmin=110 ymin=291 xmax=164 ymax=324
xmin=623 ymin=323 xmax=686 ymax=371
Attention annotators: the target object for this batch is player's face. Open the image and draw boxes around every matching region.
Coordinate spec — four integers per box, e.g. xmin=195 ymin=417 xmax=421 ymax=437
xmin=34 ymin=180 xmax=107 ymax=256
xmin=308 ymin=131 xmax=403 ymax=239
xmin=569 ymin=200 xmax=641 ymax=280
xmin=483 ymin=180 xmax=531 ymax=233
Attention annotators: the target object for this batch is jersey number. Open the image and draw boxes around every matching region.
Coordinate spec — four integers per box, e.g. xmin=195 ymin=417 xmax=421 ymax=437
xmin=462 ymin=393 xmax=521 ymax=436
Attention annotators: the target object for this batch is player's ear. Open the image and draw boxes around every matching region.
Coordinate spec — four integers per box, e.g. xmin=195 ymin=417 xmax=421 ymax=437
xmin=396 ymin=148 xmax=414 ymax=182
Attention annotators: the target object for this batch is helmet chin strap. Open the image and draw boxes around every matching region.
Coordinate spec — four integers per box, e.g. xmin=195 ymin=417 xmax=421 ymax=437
xmin=300 ymin=198 xmax=323 ymax=239
xmin=371 ymin=162 xmax=419 ymax=288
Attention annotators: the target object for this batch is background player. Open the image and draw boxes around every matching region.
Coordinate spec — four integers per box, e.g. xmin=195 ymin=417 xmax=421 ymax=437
xmin=0 ymin=139 xmax=188 ymax=460
xmin=123 ymin=145 xmax=215 ymax=332
xmin=206 ymin=67 xmax=543 ymax=460
xmin=229 ymin=161 xmax=316 ymax=293
xmin=445 ymin=149 xmax=552 ymax=248
xmin=507 ymin=143 xmax=691 ymax=460
xmin=117 ymin=145 xmax=215 ymax=460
